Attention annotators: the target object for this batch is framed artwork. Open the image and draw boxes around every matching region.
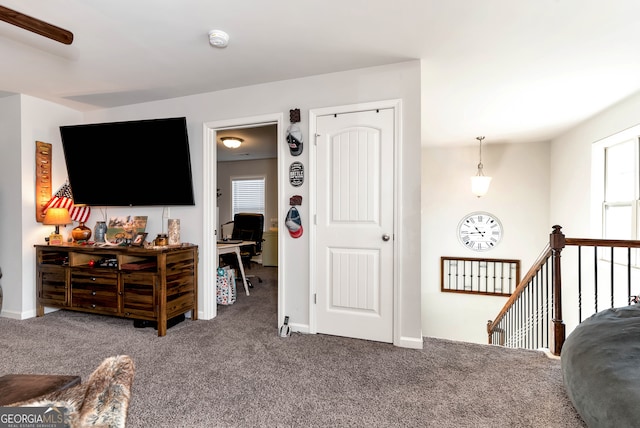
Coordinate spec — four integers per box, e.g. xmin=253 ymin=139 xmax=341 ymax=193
xmin=106 ymin=215 xmax=148 ymax=244
xmin=132 ymin=232 xmax=148 ymax=247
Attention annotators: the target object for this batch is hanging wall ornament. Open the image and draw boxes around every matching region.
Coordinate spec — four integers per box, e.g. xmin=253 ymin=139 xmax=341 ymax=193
xmin=287 ymin=108 xmax=303 ymax=156
xmin=35 ymin=141 xmax=52 ymax=222
xmin=285 ymin=206 xmax=303 ymax=238
xmin=289 ymin=162 xmax=304 ymax=187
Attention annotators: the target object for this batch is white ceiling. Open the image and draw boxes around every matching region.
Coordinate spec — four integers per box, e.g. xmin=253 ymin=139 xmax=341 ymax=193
xmin=217 ymin=125 xmax=277 ymax=162
xmin=2 ymin=0 xmax=640 ymax=147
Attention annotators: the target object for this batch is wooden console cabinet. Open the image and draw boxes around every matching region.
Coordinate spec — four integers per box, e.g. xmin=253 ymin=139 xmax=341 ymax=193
xmin=35 ymin=244 xmax=198 ymax=336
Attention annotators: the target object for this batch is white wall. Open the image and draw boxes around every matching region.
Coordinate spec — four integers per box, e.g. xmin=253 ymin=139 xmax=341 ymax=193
xmin=421 ymin=140 xmax=550 ymax=343
xmin=0 ymin=95 xmax=22 ymax=316
xmin=550 ymin=90 xmax=640 ymax=336
xmin=550 ymin=91 xmax=640 ymax=237
xmin=217 ymin=158 xmax=278 ymax=228
xmin=8 ymin=61 xmax=423 ymax=345
xmin=0 ymin=95 xmax=83 ymax=318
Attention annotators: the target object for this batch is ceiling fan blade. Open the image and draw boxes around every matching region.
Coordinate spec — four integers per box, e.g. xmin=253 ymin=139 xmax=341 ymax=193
xmin=0 ymin=5 xmax=73 ymax=45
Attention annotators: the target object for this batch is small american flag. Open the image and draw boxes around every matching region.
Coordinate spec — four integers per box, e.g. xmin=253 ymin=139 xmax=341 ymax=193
xmin=42 ymin=181 xmax=91 ymax=223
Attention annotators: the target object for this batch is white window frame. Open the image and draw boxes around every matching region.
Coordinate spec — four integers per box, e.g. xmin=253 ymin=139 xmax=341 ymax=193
xmin=593 ymin=131 xmax=640 ymax=266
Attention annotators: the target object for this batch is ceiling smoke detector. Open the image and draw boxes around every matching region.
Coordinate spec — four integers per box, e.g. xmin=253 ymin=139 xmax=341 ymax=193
xmin=208 ymin=30 xmax=229 ymax=48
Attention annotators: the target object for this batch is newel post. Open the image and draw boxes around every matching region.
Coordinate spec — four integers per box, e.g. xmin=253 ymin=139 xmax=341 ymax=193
xmin=550 ymin=225 xmax=566 ymax=356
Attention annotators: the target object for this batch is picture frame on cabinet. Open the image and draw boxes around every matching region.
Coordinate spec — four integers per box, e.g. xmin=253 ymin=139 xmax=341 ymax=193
xmin=132 ymin=232 xmax=148 ymax=247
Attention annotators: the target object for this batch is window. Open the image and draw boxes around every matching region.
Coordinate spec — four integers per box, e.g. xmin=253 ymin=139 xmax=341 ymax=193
xmin=603 ymin=138 xmax=639 ymax=240
xmin=594 ymin=132 xmax=640 ymax=266
xmin=231 ymin=176 xmax=265 ymax=218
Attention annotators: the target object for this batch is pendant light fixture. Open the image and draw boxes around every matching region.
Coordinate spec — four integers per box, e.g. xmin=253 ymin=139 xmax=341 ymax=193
xmin=471 ymin=136 xmax=492 ymax=197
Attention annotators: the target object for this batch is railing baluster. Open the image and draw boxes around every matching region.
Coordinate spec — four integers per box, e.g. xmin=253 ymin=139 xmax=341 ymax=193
xmin=532 ymin=275 xmax=540 ymax=348
xmin=629 ymin=248 xmax=632 ymax=305
xmin=543 ymin=262 xmax=548 ymax=348
xmin=578 ymin=246 xmax=582 ymax=323
xmin=525 ymin=287 xmax=533 ymax=348
xmin=611 ymin=247 xmax=615 ymax=308
xmin=594 ymin=246 xmax=598 ymax=314
xmin=545 ymin=264 xmax=549 ymax=349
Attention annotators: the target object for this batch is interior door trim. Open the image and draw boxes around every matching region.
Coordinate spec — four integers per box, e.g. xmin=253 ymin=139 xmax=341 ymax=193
xmin=201 ymin=113 xmax=285 ymax=322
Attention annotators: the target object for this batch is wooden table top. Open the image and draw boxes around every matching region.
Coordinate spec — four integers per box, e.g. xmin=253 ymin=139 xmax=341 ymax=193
xmin=0 ymin=374 xmax=81 ymax=405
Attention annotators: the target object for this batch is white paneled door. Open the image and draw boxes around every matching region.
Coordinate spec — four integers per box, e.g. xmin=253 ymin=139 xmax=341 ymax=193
xmin=315 ymin=108 xmax=394 ymax=343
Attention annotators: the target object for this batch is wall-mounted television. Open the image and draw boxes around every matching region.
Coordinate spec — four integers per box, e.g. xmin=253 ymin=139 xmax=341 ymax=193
xmin=60 ymin=117 xmax=195 ymax=207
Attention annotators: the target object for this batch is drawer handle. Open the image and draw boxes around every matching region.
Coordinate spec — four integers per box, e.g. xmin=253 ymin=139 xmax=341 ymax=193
xmin=91 ymin=291 xmax=97 ymax=296
xmin=91 ymin=277 xmax=96 ymax=281
xmin=91 ymin=304 xmax=96 ymax=308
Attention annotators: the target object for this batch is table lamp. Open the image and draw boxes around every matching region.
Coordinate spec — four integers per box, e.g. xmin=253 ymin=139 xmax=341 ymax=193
xmin=43 ymin=207 xmax=72 ymax=245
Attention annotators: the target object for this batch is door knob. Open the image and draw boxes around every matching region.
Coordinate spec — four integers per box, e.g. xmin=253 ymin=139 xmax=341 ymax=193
xmin=382 ymin=234 xmax=390 ymax=242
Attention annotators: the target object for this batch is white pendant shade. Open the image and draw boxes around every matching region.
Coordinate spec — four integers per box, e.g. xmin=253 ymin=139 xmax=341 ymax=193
xmin=470 ymin=136 xmax=491 ymax=197
xmin=471 ymin=175 xmax=492 ymax=197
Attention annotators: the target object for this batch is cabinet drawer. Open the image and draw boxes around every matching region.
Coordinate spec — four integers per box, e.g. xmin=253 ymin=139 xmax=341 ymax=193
xmin=71 ymin=271 xmax=118 ymax=313
xmin=39 ymin=267 xmax=68 ymax=306
xmin=122 ymin=273 xmax=157 ymax=318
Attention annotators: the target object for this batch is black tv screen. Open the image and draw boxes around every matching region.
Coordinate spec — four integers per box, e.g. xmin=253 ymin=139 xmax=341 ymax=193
xmin=60 ymin=117 xmax=195 ymax=206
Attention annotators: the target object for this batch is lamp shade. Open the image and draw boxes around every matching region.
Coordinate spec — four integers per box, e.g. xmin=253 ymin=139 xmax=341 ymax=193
xmin=43 ymin=207 xmax=72 ymax=226
xmin=471 ymin=175 xmax=492 ymax=197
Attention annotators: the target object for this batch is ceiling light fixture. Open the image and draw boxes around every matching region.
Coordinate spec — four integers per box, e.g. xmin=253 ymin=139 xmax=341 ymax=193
xmin=471 ymin=136 xmax=492 ymax=197
xmin=221 ymin=137 xmax=243 ymax=149
xmin=208 ymin=30 xmax=229 ymax=48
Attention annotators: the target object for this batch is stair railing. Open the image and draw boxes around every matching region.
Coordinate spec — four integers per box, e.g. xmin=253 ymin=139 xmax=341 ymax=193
xmin=488 ymin=225 xmax=640 ymax=356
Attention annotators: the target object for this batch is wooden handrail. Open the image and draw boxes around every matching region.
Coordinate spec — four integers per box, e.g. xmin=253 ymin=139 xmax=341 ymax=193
xmin=565 ymin=237 xmax=640 ymax=248
xmin=487 ymin=244 xmax=551 ymax=335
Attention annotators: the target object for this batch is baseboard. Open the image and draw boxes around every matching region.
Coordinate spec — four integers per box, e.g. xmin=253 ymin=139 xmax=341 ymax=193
xmin=395 ymin=336 xmax=424 ymax=349
xmin=538 ymin=347 xmax=560 ymax=359
xmin=197 ymin=309 xmax=215 ymax=320
xmin=0 ymin=308 xmax=38 ymax=320
xmin=289 ymin=322 xmax=309 ymax=334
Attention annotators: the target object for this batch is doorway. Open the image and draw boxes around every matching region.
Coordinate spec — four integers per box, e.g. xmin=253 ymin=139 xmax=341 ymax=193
xmin=202 ymin=113 xmax=285 ymax=323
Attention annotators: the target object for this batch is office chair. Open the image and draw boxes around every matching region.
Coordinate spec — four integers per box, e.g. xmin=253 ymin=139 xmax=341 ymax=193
xmin=221 ymin=213 xmax=264 ymax=287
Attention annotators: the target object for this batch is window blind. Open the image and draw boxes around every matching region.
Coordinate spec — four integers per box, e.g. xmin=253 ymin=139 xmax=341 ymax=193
xmin=232 ymin=177 xmax=265 ymax=218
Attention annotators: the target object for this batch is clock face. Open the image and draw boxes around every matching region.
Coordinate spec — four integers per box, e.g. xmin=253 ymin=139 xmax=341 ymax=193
xmin=457 ymin=212 xmax=503 ymax=251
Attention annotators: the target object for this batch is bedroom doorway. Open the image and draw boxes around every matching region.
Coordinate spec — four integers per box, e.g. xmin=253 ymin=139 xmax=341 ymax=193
xmin=202 ymin=113 xmax=285 ymax=324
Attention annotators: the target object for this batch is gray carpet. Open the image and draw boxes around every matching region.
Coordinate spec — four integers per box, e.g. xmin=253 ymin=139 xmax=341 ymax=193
xmin=0 ymin=266 xmax=585 ymax=427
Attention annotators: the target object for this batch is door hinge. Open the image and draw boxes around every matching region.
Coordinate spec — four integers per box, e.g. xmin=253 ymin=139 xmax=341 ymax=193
xmin=314 ymin=133 xmax=320 ymax=145
xmin=314 ymin=293 xmax=317 ymax=304
xmin=314 ymin=214 xmax=317 ymax=225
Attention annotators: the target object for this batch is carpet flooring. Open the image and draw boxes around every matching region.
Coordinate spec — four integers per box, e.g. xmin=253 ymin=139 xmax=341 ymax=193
xmin=0 ymin=265 xmax=585 ymax=427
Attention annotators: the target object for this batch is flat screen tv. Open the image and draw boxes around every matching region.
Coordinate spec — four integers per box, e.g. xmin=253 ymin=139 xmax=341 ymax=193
xmin=60 ymin=117 xmax=195 ymax=206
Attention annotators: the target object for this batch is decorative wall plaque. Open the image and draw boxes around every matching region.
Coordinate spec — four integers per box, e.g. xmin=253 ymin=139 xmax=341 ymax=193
xmin=35 ymin=141 xmax=52 ymax=222
xmin=289 ymin=161 xmax=304 ymax=187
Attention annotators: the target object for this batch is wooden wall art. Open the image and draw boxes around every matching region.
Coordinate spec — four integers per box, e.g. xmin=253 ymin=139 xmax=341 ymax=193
xmin=35 ymin=141 xmax=52 ymax=222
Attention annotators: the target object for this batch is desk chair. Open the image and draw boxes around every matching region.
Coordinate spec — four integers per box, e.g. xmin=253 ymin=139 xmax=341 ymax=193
xmin=220 ymin=213 xmax=264 ymax=287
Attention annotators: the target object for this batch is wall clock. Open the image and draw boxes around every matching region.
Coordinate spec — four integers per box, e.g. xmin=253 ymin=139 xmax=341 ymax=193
xmin=457 ymin=211 xmax=503 ymax=251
